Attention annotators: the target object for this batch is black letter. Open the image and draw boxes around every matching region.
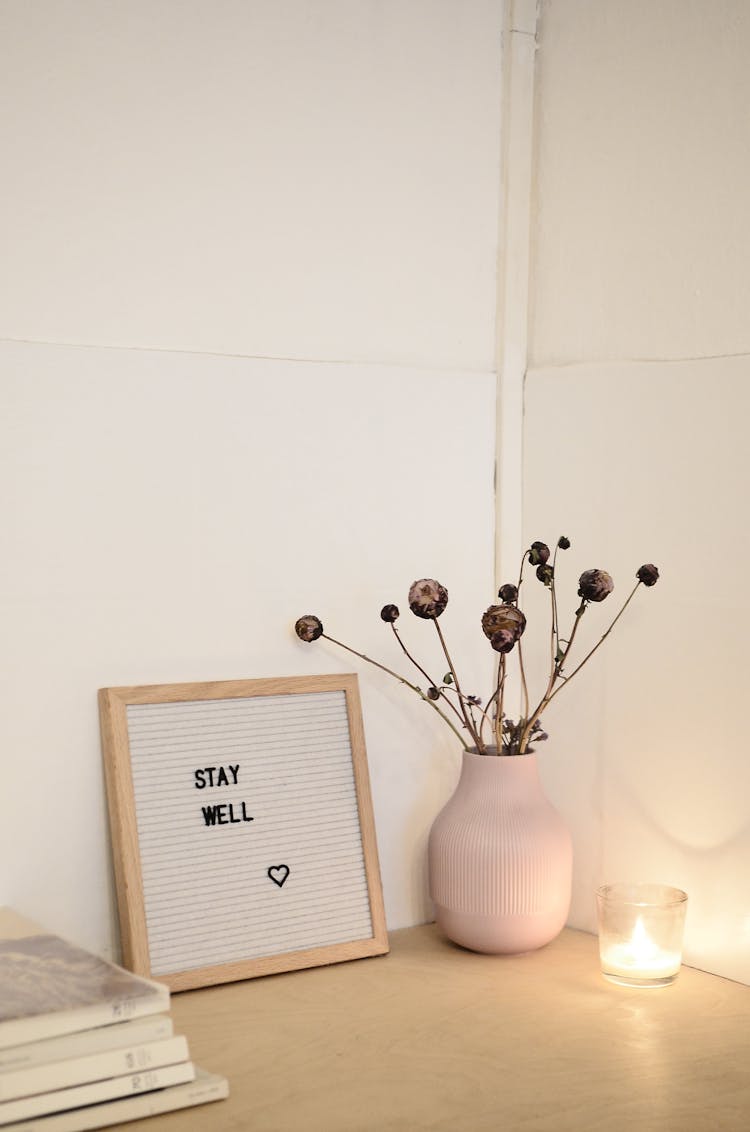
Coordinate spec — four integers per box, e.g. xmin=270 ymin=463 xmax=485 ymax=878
xmin=201 ymin=805 xmax=219 ymax=826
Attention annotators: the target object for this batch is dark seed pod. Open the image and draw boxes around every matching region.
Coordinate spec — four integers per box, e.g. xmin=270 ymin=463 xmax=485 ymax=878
xmin=295 ymin=615 xmax=323 ymax=642
xmin=380 ymin=604 xmax=400 ymax=622
xmin=528 ymin=541 xmax=551 ymax=566
xmin=408 ymin=579 xmax=449 ymax=619
xmin=578 ymin=569 xmax=614 ymax=602
xmin=481 ymin=604 xmax=527 ymax=642
xmin=536 ymin=564 xmax=554 ymax=587
xmin=636 ymin=564 xmax=659 ymax=587
xmin=490 ymin=629 xmax=517 ymax=654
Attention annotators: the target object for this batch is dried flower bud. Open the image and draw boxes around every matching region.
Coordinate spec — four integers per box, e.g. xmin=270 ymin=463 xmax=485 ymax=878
xmin=408 ymin=579 xmax=448 ymax=619
xmin=295 ymin=615 xmax=323 ymax=642
xmin=536 ymin=564 xmax=554 ymax=587
xmin=467 ymin=694 xmax=482 ymax=706
xmin=427 ymin=686 xmax=440 ymax=700
xmin=498 ymin=583 xmax=518 ymax=603
xmin=490 ymin=629 xmax=517 ymax=654
xmin=557 ymin=536 xmax=571 ymax=550
xmin=528 ymin=541 xmax=550 ymax=566
xmin=481 ymin=603 xmax=526 ymax=642
xmin=636 ymin=563 xmax=659 ymax=587
xmin=578 ymin=569 xmax=614 ymax=602
xmin=380 ymin=604 xmax=400 ymax=622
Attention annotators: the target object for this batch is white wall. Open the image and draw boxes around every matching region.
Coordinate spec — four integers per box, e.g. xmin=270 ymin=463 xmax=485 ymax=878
xmin=526 ymin=0 xmax=750 ymax=983
xmin=0 ymin=0 xmax=503 ymax=371
xmin=529 ymin=0 xmax=750 ymax=367
xmin=0 ymin=1 xmax=503 ymax=960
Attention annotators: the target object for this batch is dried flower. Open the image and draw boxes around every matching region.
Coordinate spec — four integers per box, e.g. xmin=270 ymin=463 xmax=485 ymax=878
xmin=528 ymin=541 xmax=551 ymax=566
xmin=408 ymin=579 xmax=448 ymax=620
xmin=293 ymin=536 xmax=658 ymax=756
xmin=481 ymin=604 xmax=526 ymax=643
xmin=536 ymin=564 xmax=554 ymax=587
xmin=490 ymin=629 xmax=517 ymax=654
xmin=637 ymin=563 xmax=660 ymax=587
xmin=295 ymin=615 xmax=323 ymax=642
xmin=380 ymin=604 xmax=400 ymax=622
xmin=578 ymin=569 xmax=614 ymax=603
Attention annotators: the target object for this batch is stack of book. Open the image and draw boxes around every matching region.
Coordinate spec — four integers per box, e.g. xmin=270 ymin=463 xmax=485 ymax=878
xmin=0 ymin=908 xmax=228 ymax=1131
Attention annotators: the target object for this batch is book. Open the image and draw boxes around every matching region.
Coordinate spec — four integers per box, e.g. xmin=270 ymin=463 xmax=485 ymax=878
xmin=0 ymin=1034 xmax=189 ymax=1103
xmin=0 ymin=910 xmax=169 ymax=1051
xmin=0 ymin=1016 xmax=173 ymax=1074
xmin=0 ymin=1060 xmax=196 ymax=1125
xmin=0 ymin=1068 xmax=228 ymax=1132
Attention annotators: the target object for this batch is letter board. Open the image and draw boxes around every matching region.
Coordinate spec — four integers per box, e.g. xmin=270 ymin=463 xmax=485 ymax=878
xmin=99 ymin=675 xmax=388 ymax=991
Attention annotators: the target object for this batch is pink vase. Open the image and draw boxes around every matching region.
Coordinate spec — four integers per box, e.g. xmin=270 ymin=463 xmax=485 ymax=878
xmin=428 ymin=749 xmax=572 ymax=954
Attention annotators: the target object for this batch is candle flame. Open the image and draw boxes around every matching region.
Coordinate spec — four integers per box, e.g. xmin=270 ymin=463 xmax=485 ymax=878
xmin=630 ymin=916 xmax=659 ymax=960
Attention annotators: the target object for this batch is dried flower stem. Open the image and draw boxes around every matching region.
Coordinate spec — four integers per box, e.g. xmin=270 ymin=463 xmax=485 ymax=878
xmin=390 ymin=624 xmax=466 ymax=729
xmin=518 ymin=600 xmax=587 ymax=753
xmin=516 ymin=639 xmax=530 ymax=724
xmin=319 ymin=631 xmax=467 ymax=747
xmin=544 ymin=580 xmax=643 ymax=704
xmin=494 ymin=655 xmax=507 ymax=750
xmin=477 ymin=685 xmax=499 ymax=748
xmin=433 ymin=619 xmax=483 ymax=752
xmin=516 ymin=550 xmax=531 ymax=720
xmin=550 ymin=544 xmax=561 ymax=665
xmin=518 ymin=580 xmax=644 ymax=752
xmin=516 ymin=552 xmax=526 ymax=595
xmin=465 ymin=700 xmax=481 ymax=741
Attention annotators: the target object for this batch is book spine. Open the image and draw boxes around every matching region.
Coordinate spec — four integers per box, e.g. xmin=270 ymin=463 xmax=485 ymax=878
xmin=0 ymin=989 xmax=170 ymax=1053
xmin=0 ymin=1035 xmax=189 ymax=1103
xmin=0 ymin=1069 xmax=228 ymax=1132
xmin=0 ymin=1015 xmax=173 ymax=1073
xmin=0 ymin=1061 xmax=195 ymax=1125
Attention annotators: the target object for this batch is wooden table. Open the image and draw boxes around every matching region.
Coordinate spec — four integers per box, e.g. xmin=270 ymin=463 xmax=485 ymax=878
xmin=136 ymin=924 xmax=750 ymax=1131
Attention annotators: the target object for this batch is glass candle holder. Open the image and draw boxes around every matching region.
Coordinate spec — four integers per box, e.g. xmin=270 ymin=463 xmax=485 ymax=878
xmin=596 ymin=883 xmax=688 ymax=988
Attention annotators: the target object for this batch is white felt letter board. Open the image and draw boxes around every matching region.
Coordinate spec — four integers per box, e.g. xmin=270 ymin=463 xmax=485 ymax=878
xmin=99 ymin=675 xmax=389 ymax=990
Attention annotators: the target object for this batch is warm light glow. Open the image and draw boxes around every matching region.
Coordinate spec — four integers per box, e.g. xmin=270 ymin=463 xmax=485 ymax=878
xmin=597 ymin=884 xmax=687 ymax=987
xmin=600 ymin=915 xmax=681 ymax=985
xmin=630 ymin=916 xmax=658 ymax=960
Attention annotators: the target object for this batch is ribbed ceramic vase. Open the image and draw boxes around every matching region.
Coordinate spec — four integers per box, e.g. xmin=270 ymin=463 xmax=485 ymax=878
xmin=428 ymin=749 xmax=572 ymax=954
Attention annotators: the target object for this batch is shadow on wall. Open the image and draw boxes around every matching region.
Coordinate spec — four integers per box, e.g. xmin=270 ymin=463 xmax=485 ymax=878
xmin=523 ymin=358 xmax=750 ymax=986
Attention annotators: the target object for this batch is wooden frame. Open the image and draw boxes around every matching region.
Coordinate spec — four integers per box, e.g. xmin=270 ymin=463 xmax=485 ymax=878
xmin=99 ymin=675 xmax=389 ymax=991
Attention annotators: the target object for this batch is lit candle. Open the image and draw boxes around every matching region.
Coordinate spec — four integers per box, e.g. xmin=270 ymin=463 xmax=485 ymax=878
xmin=597 ymin=883 xmax=688 ymax=988
xmin=601 ymin=915 xmax=681 ymax=982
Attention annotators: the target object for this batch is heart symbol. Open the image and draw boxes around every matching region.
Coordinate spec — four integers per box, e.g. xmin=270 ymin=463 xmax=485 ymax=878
xmin=268 ymin=864 xmax=290 ymax=888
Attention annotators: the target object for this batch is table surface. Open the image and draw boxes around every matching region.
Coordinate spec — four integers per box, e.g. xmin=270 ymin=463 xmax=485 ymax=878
xmin=132 ymin=924 xmax=750 ymax=1132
